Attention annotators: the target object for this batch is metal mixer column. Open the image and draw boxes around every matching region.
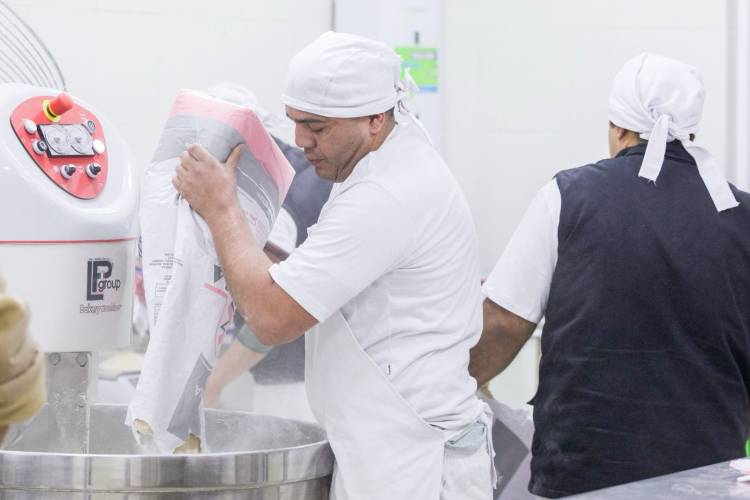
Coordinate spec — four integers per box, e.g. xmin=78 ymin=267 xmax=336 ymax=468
xmin=43 ymin=351 xmax=95 ymax=454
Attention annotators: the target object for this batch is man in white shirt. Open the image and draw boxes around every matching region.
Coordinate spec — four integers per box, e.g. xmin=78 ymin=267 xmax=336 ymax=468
xmin=470 ymin=54 xmax=750 ymax=497
xmin=174 ymin=32 xmax=494 ymax=499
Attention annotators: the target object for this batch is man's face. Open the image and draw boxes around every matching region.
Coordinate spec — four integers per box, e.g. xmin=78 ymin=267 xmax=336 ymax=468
xmin=286 ymin=106 xmax=371 ymax=182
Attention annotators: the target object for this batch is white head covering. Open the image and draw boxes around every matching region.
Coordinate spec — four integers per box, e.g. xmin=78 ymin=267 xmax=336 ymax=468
xmin=281 ymin=31 xmax=416 ymax=119
xmin=609 ymin=53 xmax=738 ymax=212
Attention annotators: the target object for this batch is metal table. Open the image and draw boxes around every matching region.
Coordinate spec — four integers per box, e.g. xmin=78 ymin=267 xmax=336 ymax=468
xmin=569 ymin=460 xmax=750 ymax=499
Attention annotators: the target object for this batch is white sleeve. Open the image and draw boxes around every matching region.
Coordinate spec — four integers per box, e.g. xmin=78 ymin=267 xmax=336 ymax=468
xmin=482 ymin=179 xmax=561 ymax=323
xmin=268 ymin=182 xmax=412 ymax=323
xmin=267 ymin=208 xmax=298 ymax=254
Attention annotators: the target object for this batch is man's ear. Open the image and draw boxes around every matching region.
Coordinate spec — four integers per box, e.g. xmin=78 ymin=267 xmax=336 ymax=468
xmin=368 ymin=112 xmax=386 ymax=134
xmin=615 ymin=125 xmax=629 ymax=141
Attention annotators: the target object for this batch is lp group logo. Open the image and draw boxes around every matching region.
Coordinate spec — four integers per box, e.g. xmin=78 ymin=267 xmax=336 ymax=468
xmin=86 ymin=258 xmax=121 ymax=301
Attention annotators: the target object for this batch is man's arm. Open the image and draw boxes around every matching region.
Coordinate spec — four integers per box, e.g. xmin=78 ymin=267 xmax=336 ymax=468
xmin=469 ymin=298 xmax=537 ymax=387
xmin=203 ymin=240 xmax=294 ymax=407
xmin=174 ymin=144 xmax=316 ymax=345
xmin=471 ymin=180 xmax=560 ymax=387
xmin=203 ymin=339 xmax=266 ymax=408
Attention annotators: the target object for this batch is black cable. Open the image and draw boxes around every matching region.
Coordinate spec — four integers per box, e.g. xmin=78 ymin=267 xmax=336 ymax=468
xmin=0 ymin=2 xmax=64 ymax=88
xmin=0 ymin=1 xmax=65 ymax=89
xmin=0 ymin=49 xmax=32 ymax=85
xmin=0 ymin=25 xmax=49 ymax=87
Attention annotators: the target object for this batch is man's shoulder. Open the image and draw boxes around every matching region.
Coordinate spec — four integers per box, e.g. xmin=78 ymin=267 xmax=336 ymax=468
xmin=556 ymin=155 xmax=624 ymax=177
xmin=358 ymin=146 xmax=450 ymax=198
xmin=337 ymin=125 xmax=461 ymax=216
xmin=327 ymin=179 xmax=405 ymax=219
xmin=724 ymin=183 xmax=750 ymax=220
xmin=554 ymin=156 xmax=629 ymax=189
xmin=730 ymin=182 xmax=750 ymax=204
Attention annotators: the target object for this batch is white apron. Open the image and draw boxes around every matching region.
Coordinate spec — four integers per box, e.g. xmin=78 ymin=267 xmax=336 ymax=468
xmin=306 ymin=311 xmax=446 ymax=500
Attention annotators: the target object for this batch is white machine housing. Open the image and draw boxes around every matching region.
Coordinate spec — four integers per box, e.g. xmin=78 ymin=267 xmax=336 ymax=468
xmin=0 ymin=83 xmax=138 ymax=352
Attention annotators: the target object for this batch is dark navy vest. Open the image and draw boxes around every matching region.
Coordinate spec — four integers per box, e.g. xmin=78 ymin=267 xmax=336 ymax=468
xmin=249 ymin=138 xmax=332 ymax=383
xmin=530 ymin=141 xmax=750 ymax=497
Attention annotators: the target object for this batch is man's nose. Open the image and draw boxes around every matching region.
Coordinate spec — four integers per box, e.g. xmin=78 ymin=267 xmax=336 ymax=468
xmin=294 ymin=125 xmax=315 ymax=149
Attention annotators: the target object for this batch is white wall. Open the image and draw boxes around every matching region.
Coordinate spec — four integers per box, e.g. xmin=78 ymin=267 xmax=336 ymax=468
xmin=333 ymin=0 xmax=443 ymax=151
xmin=443 ymin=0 xmax=730 ymax=276
xmin=5 ymin=0 xmax=332 ymax=167
xmin=727 ymin=0 xmax=750 ymax=191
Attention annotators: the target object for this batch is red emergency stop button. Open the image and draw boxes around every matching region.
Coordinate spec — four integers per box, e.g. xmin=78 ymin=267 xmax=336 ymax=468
xmin=43 ymin=92 xmax=73 ymax=121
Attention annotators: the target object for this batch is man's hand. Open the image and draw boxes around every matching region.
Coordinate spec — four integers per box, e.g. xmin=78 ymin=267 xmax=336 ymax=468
xmin=173 ymin=143 xmax=244 ymax=224
xmin=469 ymin=298 xmax=537 ymax=387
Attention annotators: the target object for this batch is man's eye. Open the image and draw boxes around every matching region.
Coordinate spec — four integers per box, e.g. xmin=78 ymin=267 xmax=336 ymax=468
xmin=309 ymin=126 xmax=324 ymax=133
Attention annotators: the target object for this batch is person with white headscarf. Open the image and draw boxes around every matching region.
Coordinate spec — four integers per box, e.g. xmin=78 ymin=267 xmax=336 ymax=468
xmin=470 ymin=53 xmax=750 ymax=497
xmin=174 ymin=32 xmax=495 ymax=499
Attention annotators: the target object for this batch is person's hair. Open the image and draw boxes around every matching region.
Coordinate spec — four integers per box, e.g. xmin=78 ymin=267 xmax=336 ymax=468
xmin=609 ymin=121 xmax=695 ymax=142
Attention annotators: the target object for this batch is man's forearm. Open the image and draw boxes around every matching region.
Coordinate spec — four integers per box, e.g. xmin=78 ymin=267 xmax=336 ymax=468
xmin=203 ymin=339 xmax=266 ymax=408
xmin=211 ymin=339 xmax=266 ymax=385
xmin=206 ymin=204 xmax=316 ymax=345
xmin=469 ymin=299 xmax=536 ymax=387
xmin=470 ymin=327 xmax=528 ymax=387
xmin=206 ymin=206 xmax=278 ymax=340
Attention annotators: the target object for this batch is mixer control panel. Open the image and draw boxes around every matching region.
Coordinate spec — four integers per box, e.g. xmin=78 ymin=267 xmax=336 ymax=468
xmin=10 ymin=92 xmax=109 ymax=199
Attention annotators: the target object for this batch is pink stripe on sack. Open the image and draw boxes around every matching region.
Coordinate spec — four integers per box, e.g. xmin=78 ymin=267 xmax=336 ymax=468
xmin=203 ymin=282 xmax=229 ymax=299
xmin=170 ymin=91 xmax=295 ymax=201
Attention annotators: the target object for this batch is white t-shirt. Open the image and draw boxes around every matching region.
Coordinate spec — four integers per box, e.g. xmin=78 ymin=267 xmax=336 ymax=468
xmin=269 ymin=120 xmax=483 ymax=433
xmin=482 ymin=180 xmax=561 ymax=323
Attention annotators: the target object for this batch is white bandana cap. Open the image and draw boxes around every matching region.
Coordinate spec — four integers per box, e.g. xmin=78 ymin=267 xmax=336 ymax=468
xmin=282 ymin=31 xmax=415 ymax=119
xmin=608 ymin=53 xmax=738 ymax=212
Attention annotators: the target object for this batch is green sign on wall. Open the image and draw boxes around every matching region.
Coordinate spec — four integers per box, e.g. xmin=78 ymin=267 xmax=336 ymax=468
xmin=394 ymin=46 xmax=438 ymax=93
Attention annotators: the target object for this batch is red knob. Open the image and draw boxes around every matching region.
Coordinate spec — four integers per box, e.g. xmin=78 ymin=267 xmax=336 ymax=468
xmin=47 ymin=92 xmax=73 ymax=117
